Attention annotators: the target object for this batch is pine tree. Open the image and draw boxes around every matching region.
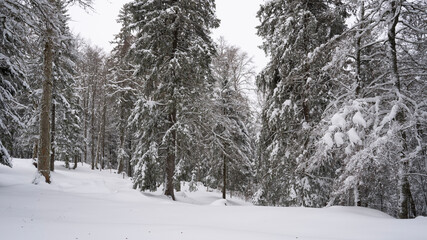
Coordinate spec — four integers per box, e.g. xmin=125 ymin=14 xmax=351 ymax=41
xmin=255 ymin=0 xmax=346 ymax=206
xmin=128 ymin=0 xmax=219 ymax=200
xmin=30 ymin=0 xmax=91 ymax=182
xmin=0 ymin=0 xmax=34 ymax=166
xmin=108 ymin=3 xmax=136 ymax=175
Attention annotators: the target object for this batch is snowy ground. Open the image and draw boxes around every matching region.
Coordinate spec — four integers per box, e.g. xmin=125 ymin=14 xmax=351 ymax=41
xmin=1 ymin=159 xmax=426 ymax=240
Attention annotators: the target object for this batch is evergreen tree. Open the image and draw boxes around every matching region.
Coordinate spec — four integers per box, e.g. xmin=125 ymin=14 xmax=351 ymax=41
xmin=108 ymin=3 xmax=136 ymax=175
xmin=128 ymin=0 xmax=219 ymax=200
xmin=0 ymin=0 xmax=33 ymax=166
xmin=255 ymin=0 xmax=346 ymax=206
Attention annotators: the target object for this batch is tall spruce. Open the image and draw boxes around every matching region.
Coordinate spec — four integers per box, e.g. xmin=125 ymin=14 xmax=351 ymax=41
xmin=255 ymin=0 xmax=346 ymax=206
xmin=128 ymin=0 xmax=219 ymax=200
xmin=0 ymin=0 xmax=32 ymax=166
xmin=108 ymin=3 xmax=136 ymax=175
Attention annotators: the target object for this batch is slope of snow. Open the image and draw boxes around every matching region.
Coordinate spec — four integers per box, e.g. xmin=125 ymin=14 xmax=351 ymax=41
xmin=1 ymin=158 xmax=426 ymax=240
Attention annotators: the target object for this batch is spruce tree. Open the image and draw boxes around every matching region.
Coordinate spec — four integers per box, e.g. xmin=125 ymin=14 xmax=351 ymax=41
xmin=0 ymin=0 xmax=32 ymax=166
xmin=255 ymin=0 xmax=346 ymax=206
xmin=128 ymin=0 xmax=219 ymax=200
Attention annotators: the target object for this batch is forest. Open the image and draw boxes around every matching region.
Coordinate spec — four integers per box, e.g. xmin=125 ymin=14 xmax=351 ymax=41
xmin=1 ymin=0 xmax=426 ymax=220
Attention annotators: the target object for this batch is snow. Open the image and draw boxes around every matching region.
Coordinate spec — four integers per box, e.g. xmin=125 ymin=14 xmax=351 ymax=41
xmin=331 ymin=113 xmax=346 ymax=129
xmin=283 ymin=99 xmax=291 ymax=107
xmin=334 ymin=132 xmax=345 ymax=147
xmin=1 ymin=159 xmax=427 ymax=240
xmin=323 ymin=132 xmax=334 ymax=148
xmin=380 ymin=104 xmax=399 ymax=126
xmin=352 ymin=111 xmax=367 ymax=128
xmin=348 ymin=128 xmax=362 ymax=145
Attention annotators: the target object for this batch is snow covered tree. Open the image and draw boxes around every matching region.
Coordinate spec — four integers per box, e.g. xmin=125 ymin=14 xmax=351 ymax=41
xmin=255 ymin=0 xmax=346 ymax=206
xmin=300 ymin=0 xmax=427 ymax=217
xmin=209 ymin=38 xmax=255 ymax=199
xmin=128 ymin=0 xmax=219 ymax=200
xmin=108 ymin=3 xmax=137 ymax=175
xmin=0 ymin=0 xmax=32 ymax=166
xmin=28 ymin=0 xmax=91 ymax=182
xmin=75 ymin=44 xmax=105 ymax=170
xmin=37 ymin=0 xmax=83 ymax=171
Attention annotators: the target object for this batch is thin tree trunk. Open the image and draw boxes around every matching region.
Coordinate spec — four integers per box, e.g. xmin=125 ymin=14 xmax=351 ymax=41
xmin=164 ymin=17 xmax=179 ymax=200
xmin=95 ymin=129 xmax=101 ymax=170
xmin=386 ymin=0 xmax=415 ymax=219
xmin=91 ymin=81 xmax=97 ymax=170
xmin=37 ymin=20 xmax=54 ymax=184
xmin=50 ymin=98 xmax=55 ymax=171
xmin=355 ymin=2 xmax=365 ymax=96
xmin=164 ymin=109 xmax=176 ymax=201
xmin=127 ymin=138 xmax=132 ymax=177
xmin=73 ymin=154 xmax=78 ymax=169
xmin=117 ymin=106 xmax=125 ymax=174
xmin=32 ymin=141 xmax=38 ymax=160
xmin=100 ymin=92 xmax=106 ymax=169
xmin=32 ymin=141 xmax=38 ymax=168
xmin=222 ymin=153 xmax=227 ymax=199
xmin=83 ymin=86 xmax=89 ymax=165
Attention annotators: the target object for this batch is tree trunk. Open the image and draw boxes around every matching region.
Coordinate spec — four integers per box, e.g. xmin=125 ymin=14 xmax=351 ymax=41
xmin=355 ymin=2 xmax=365 ymax=96
xmin=95 ymin=129 xmax=101 ymax=170
xmin=37 ymin=24 xmax=54 ymax=184
xmin=32 ymin=141 xmax=38 ymax=168
xmin=91 ymin=81 xmax=97 ymax=170
xmin=83 ymin=85 xmax=89 ymax=165
xmin=32 ymin=140 xmax=38 ymax=160
xmin=127 ymin=138 xmax=132 ymax=177
xmin=50 ymin=99 xmax=55 ymax=171
xmin=73 ymin=154 xmax=78 ymax=169
xmin=163 ymin=17 xmax=179 ymax=200
xmin=164 ymin=109 xmax=176 ymax=201
xmin=386 ymin=0 xmax=415 ymax=219
xmin=222 ymin=153 xmax=227 ymax=199
xmin=117 ymin=108 xmax=125 ymax=174
xmin=100 ymin=92 xmax=106 ymax=169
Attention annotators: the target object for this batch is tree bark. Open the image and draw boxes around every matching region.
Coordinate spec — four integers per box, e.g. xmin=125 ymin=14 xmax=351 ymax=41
xmin=117 ymin=107 xmax=125 ymax=174
xmin=127 ymin=138 xmax=132 ymax=177
xmin=83 ymin=85 xmax=89 ymax=165
xmin=386 ymin=0 xmax=416 ymax=219
xmin=222 ymin=153 xmax=227 ymax=199
xmin=95 ymin=129 xmax=101 ymax=170
xmin=32 ymin=141 xmax=38 ymax=160
xmin=164 ymin=14 xmax=179 ymax=201
xmin=50 ymin=98 xmax=55 ymax=171
xmin=91 ymin=81 xmax=97 ymax=170
xmin=37 ymin=23 xmax=54 ymax=184
xmin=164 ymin=109 xmax=176 ymax=201
xmin=73 ymin=154 xmax=78 ymax=169
xmin=355 ymin=2 xmax=365 ymax=96
xmin=100 ymin=88 xmax=107 ymax=169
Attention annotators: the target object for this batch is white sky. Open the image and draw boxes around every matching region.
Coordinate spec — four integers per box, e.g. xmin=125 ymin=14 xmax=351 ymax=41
xmin=68 ymin=0 xmax=269 ymax=73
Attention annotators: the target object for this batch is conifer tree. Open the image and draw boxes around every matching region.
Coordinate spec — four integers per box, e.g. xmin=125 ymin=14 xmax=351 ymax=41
xmin=128 ymin=0 xmax=219 ymax=200
xmin=0 ymin=0 xmax=32 ymax=166
xmin=108 ymin=3 xmax=136 ymax=175
xmin=255 ymin=0 xmax=346 ymax=206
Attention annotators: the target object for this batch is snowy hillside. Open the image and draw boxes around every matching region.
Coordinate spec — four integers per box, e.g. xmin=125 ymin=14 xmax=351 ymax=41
xmin=1 ymin=159 xmax=426 ymax=240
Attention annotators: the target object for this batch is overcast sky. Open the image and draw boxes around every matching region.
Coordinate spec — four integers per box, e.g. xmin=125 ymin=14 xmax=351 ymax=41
xmin=68 ymin=0 xmax=269 ymax=73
